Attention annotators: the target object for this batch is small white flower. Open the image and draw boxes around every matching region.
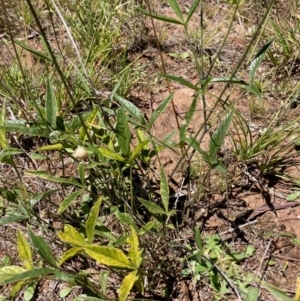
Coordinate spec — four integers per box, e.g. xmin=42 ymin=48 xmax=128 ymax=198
xmin=73 ymin=146 xmax=88 ymax=159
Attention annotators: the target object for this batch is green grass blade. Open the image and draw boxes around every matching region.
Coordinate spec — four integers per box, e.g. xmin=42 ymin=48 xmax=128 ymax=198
xmin=0 ymin=216 xmax=28 ymax=225
xmin=186 ymin=0 xmax=201 ymax=24
xmin=45 ymin=76 xmax=57 ymax=129
xmin=168 ymin=0 xmax=184 ymax=23
xmin=13 ymin=39 xmax=52 ymax=62
xmin=28 ymin=227 xmax=58 ymax=268
xmin=148 ymin=92 xmax=174 ymax=129
xmin=86 ymin=197 xmax=102 ymax=244
xmin=116 ymin=108 xmax=131 ymax=158
xmin=138 ymin=7 xmax=184 ymax=25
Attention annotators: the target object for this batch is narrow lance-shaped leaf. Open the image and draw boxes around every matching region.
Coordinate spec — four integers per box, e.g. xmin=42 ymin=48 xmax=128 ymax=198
xmin=168 ymin=0 xmax=184 ymax=22
xmin=57 ymin=224 xmax=88 ymax=247
xmin=58 ymin=247 xmax=84 ymax=266
xmin=208 ymin=111 xmax=234 ymax=162
xmin=28 ymin=227 xmax=58 ymax=268
xmin=45 ymin=76 xmax=57 ymax=129
xmin=249 ymin=40 xmax=273 ymax=84
xmin=0 ymin=98 xmax=8 ymax=149
xmin=180 ymin=93 xmax=198 ymax=143
xmin=0 ymin=268 xmax=55 ymax=285
xmin=138 ymin=7 xmax=184 ymax=25
xmin=160 ymin=168 xmax=169 ymax=213
xmin=186 ymin=0 xmax=201 ymax=24
xmin=138 ymin=198 xmax=166 ymax=215
xmin=25 ymin=170 xmax=82 ymax=188
xmin=127 ymin=140 xmax=149 ymax=165
xmin=17 ymin=230 xmax=33 ymax=270
xmin=86 ymin=197 xmax=102 ymax=244
xmin=116 ymin=108 xmax=131 ymax=158
xmin=118 ymin=270 xmax=138 ymax=301
xmin=127 ymin=225 xmax=142 ymax=268
xmin=148 ymin=92 xmax=174 ymax=129
xmin=58 ymin=189 xmax=84 ymax=214
xmin=83 ymin=245 xmax=134 ymax=269
xmin=13 ymin=39 xmax=52 ymax=61
xmin=113 ymin=93 xmax=145 ymax=125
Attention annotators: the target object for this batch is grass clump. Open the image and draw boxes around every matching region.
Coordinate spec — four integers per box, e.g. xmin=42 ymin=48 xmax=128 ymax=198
xmin=1 ymin=0 xmax=300 ymax=300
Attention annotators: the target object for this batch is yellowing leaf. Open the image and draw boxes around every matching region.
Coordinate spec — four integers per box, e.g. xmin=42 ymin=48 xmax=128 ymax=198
xmin=58 ymin=247 xmax=84 ymax=266
xmin=295 ymin=276 xmax=300 ymax=301
xmin=0 ymin=266 xmax=26 ymax=282
xmin=17 ymin=230 xmax=33 ymax=270
xmin=86 ymin=197 xmax=102 ymax=244
xmin=57 ymin=225 xmax=88 ymax=247
xmin=119 ymin=270 xmax=138 ymax=301
xmin=127 ymin=226 xmax=142 ymax=268
xmin=83 ymin=246 xmax=133 ymax=269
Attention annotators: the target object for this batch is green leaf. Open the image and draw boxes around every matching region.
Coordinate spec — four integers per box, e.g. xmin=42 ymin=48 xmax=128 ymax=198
xmin=59 ymin=287 xmax=72 ymax=298
xmin=35 ymin=143 xmax=65 ymax=152
xmin=0 ymin=268 xmax=55 ymax=285
xmin=58 ymin=247 xmax=84 ymax=266
xmin=0 ymin=215 xmax=28 ymax=226
xmin=160 ymin=168 xmax=169 ymax=213
xmin=99 ymin=271 xmax=108 ymax=295
xmin=24 ymin=282 xmax=37 ymax=301
xmin=116 ymin=108 xmax=131 ymax=158
xmin=28 ymin=227 xmax=58 ymax=268
xmin=148 ymin=93 xmax=174 ymax=129
xmin=0 ymin=266 xmax=26 ymax=282
xmin=186 ymin=0 xmax=201 ymax=24
xmin=79 ymin=162 xmax=85 ymax=187
xmin=57 ymin=225 xmax=88 ymax=247
xmin=86 ymin=197 xmax=102 ymax=244
xmin=13 ymin=39 xmax=52 ymax=61
xmin=180 ymin=93 xmax=198 ymax=143
xmin=17 ymin=230 xmax=33 ymax=270
xmin=0 ymin=98 xmax=8 ymax=150
xmin=98 ymin=147 xmax=126 ymax=162
xmin=250 ymin=40 xmax=273 ymax=84
xmin=58 ymin=189 xmax=84 ymax=214
xmin=45 ymin=77 xmax=57 ymax=129
xmin=127 ymin=226 xmax=142 ymax=268
xmin=208 ymin=111 xmax=234 ymax=162
xmin=83 ymin=246 xmax=134 ymax=269
xmin=119 ymin=270 xmax=138 ymax=301
xmin=25 ymin=170 xmax=83 ymax=188
xmin=242 ymin=84 xmax=262 ymax=98
xmin=0 ymin=120 xmax=50 ymax=137
xmin=138 ymin=198 xmax=166 ymax=215
xmin=138 ymin=7 xmax=184 ymax=25
xmin=79 ymin=107 xmax=99 ymax=142
xmin=246 ymin=287 xmax=259 ymax=301
xmin=160 ymin=73 xmax=199 ymax=90
xmin=127 ymin=140 xmax=149 ymax=165
xmin=29 ymin=189 xmax=57 ymax=207
xmin=113 ymin=93 xmax=145 ymax=125
xmin=262 ymin=283 xmax=294 ymax=301
xmin=168 ymin=0 xmax=184 ymax=22
xmin=72 ymin=295 xmax=105 ymax=301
